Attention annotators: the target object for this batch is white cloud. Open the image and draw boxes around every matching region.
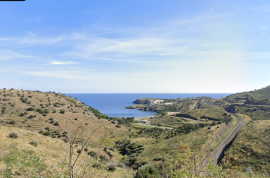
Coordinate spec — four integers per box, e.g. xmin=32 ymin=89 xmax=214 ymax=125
xmin=61 ymin=36 xmax=190 ymax=63
xmin=22 ymin=70 xmax=106 ymax=80
xmin=0 ymin=35 xmax=66 ymax=46
xmin=0 ymin=7 xmax=267 ymax=93
xmin=0 ymin=50 xmax=33 ymax=60
xmin=50 ymin=60 xmax=77 ymax=65
xmin=28 ymin=32 xmax=37 ymax=37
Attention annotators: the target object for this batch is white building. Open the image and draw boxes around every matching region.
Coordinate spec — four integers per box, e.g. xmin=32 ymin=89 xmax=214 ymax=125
xmin=150 ymin=99 xmax=164 ymax=105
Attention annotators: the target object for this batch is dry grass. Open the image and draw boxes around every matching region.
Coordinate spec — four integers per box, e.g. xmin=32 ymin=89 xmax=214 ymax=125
xmin=0 ymin=126 xmax=134 ymax=177
xmin=0 ymin=89 xmax=127 ymax=145
xmin=0 ymin=89 xmax=133 ymax=177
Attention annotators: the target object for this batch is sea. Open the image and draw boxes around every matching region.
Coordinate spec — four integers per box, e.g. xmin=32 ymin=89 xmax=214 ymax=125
xmin=65 ymin=93 xmax=231 ymax=118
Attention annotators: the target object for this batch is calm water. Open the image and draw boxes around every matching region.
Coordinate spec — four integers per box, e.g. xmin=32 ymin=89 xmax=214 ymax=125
xmin=65 ymin=93 xmax=231 ymax=118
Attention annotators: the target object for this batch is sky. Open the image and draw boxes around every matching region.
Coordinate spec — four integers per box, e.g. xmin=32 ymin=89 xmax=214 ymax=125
xmin=0 ymin=0 xmax=270 ymax=93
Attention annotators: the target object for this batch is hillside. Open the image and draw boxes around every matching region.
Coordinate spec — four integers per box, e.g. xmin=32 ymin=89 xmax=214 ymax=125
xmin=233 ymin=105 xmax=270 ymax=120
xmin=0 ymin=88 xmax=127 ymax=144
xmin=2 ymin=87 xmax=269 ymax=177
xmin=226 ymin=85 xmax=270 ymax=105
xmin=1 ymin=88 xmax=239 ymax=177
xmin=0 ymin=88 xmax=135 ymax=177
xmin=0 ymin=126 xmax=133 ymax=177
xmin=223 ymin=120 xmax=270 ymax=175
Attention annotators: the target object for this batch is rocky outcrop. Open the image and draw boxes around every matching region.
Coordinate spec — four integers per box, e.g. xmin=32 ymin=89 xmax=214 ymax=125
xmin=133 ymin=98 xmax=152 ymax=104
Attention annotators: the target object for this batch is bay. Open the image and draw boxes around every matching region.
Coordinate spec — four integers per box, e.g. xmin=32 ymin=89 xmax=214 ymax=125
xmin=65 ymin=93 xmax=231 ymax=118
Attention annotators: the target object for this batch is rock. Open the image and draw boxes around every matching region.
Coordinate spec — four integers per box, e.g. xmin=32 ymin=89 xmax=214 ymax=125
xmin=133 ymin=98 xmax=151 ymax=104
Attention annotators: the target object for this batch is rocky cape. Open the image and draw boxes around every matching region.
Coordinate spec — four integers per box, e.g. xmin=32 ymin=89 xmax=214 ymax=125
xmin=132 ymin=98 xmax=152 ymax=104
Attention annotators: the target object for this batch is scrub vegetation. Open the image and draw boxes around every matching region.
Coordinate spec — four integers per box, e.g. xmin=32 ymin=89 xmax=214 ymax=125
xmin=1 ymin=86 xmax=270 ymax=177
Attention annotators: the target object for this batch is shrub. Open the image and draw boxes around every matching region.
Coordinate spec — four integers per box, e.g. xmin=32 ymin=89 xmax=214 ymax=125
xmin=134 ymin=164 xmax=159 ymax=178
xmin=8 ymin=132 xmax=18 ymax=139
xmin=54 ymin=122 xmax=59 ymax=126
xmin=99 ymin=155 xmax=106 ymax=161
xmin=20 ymin=97 xmax=28 ymax=103
xmin=8 ymin=120 xmax=16 ymax=124
xmin=19 ymin=112 xmax=27 ymax=117
xmin=42 ymin=131 xmax=51 ymax=136
xmin=59 ymin=109 xmax=65 ymax=114
xmin=115 ymin=140 xmax=144 ymax=156
xmin=36 ymin=108 xmax=44 ymax=114
xmin=108 ymin=147 xmax=115 ymax=151
xmin=153 ymin=157 xmax=163 ymax=161
xmin=92 ymin=162 xmax=102 ymax=169
xmin=88 ymin=151 xmax=97 ymax=157
xmin=106 ymin=162 xmax=117 ymax=171
xmin=44 ymin=109 xmax=49 ymax=114
xmin=107 ymin=151 xmax=114 ymax=158
xmin=26 ymin=107 xmax=35 ymax=111
xmin=29 ymin=141 xmax=38 ymax=147
xmin=77 ymin=149 xmax=82 ymax=154
xmin=28 ymin=115 xmax=36 ymax=118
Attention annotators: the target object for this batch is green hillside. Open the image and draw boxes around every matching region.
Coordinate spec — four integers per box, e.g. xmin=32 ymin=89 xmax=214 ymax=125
xmin=226 ymin=85 xmax=270 ymax=105
xmin=224 ymin=120 xmax=270 ymax=174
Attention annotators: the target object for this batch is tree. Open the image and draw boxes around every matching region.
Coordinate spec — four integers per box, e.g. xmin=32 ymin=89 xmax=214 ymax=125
xmin=134 ymin=164 xmax=159 ymax=178
xmin=57 ymin=120 xmax=99 ymax=178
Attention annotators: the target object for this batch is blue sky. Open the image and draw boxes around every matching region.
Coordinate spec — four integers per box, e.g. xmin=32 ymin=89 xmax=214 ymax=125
xmin=0 ymin=0 xmax=270 ymax=93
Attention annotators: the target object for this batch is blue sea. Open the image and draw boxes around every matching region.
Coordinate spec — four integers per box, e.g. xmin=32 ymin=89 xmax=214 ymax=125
xmin=65 ymin=93 xmax=231 ymax=118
